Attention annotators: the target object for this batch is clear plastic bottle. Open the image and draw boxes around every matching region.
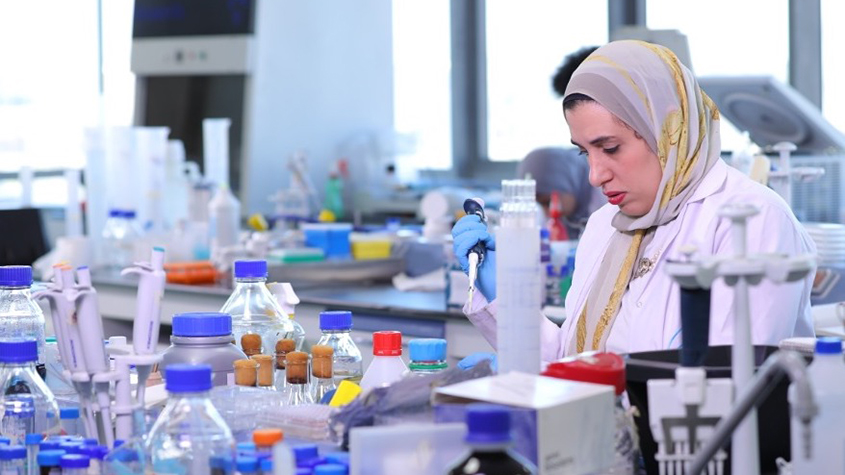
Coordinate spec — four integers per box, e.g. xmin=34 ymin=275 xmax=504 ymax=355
xmin=542 ymin=352 xmax=636 ymax=474
xmin=101 ymin=210 xmax=142 ymax=271
xmin=790 ymin=337 xmax=845 ymax=472
xmin=0 ymin=266 xmax=46 ymax=366
xmin=0 ymin=445 xmax=25 ymax=474
xmin=220 ymin=260 xmax=295 ymax=360
xmin=0 ymin=341 xmax=60 ymax=444
xmin=315 ymin=311 xmax=362 ymax=384
xmin=445 ymin=404 xmax=536 ymax=475
xmin=359 ymin=331 xmax=407 ymax=391
xmin=406 ymin=339 xmax=447 ymax=376
xmin=145 ymin=364 xmax=235 ymax=473
xmin=59 ymin=454 xmax=89 ymax=475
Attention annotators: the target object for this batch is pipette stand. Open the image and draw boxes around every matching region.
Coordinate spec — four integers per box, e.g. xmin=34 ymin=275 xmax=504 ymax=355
xmin=660 ymin=203 xmax=815 ymax=474
xmin=767 ymin=141 xmax=825 ymax=206
xmin=112 ymin=353 xmax=162 ymax=442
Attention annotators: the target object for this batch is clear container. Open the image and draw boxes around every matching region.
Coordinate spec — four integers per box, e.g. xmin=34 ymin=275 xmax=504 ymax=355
xmin=59 ymin=407 xmax=80 ymax=437
xmin=406 ymin=338 xmax=448 ymax=376
xmin=76 ymin=445 xmax=106 ymax=475
xmin=360 ymin=332 xmax=407 ymax=391
xmin=310 ymin=345 xmax=336 ymax=403
xmin=0 ymin=266 xmax=46 ymax=365
xmin=285 ymin=353 xmax=314 ymax=406
xmin=101 ymin=209 xmax=142 ymax=271
xmin=446 ymin=405 xmax=536 ymax=475
xmin=160 ymin=312 xmax=247 ymax=387
xmin=24 ymin=433 xmax=42 ymax=475
xmin=35 ymin=449 xmax=65 ymax=474
xmin=0 ymin=341 xmax=60 ymax=444
xmin=145 ymin=365 xmax=236 ymax=473
xmin=59 ymin=454 xmax=89 ymax=474
xmin=220 ymin=260 xmax=295 ymax=358
xmin=43 ymin=339 xmax=74 ymax=397
xmin=315 ymin=311 xmax=362 ymax=384
xmin=0 ymin=445 xmax=25 ymax=474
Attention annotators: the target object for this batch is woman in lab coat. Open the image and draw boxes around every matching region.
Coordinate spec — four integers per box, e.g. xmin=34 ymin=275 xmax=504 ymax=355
xmin=453 ymin=40 xmax=816 ymax=360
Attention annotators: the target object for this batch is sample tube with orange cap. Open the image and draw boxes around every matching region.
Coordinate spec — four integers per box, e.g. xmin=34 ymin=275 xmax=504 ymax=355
xmin=253 ymin=428 xmax=284 ymax=459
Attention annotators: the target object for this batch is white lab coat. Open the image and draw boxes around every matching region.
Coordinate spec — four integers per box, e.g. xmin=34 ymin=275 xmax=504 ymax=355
xmin=464 ymin=159 xmax=816 ymax=360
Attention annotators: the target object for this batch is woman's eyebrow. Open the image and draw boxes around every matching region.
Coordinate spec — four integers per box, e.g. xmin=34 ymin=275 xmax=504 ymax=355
xmin=571 ymin=136 xmax=615 ymax=148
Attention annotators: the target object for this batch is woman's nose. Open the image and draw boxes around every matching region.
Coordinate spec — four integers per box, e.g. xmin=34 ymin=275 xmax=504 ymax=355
xmin=589 ymin=158 xmax=611 ymax=188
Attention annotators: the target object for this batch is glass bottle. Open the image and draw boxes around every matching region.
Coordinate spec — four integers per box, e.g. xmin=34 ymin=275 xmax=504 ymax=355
xmin=360 ymin=331 xmax=407 ymax=391
xmin=274 ymin=339 xmax=296 ymax=392
xmin=285 ymin=352 xmax=314 ymax=406
xmin=220 ymin=260 xmax=295 ymax=360
xmin=145 ymin=365 xmax=235 ymax=473
xmin=0 ymin=341 xmax=60 ymax=444
xmin=446 ymin=404 xmax=536 ymax=475
xmin=0 ymin=266 xmax=46 ymax=366
xmin=315 ymin=311 xmax=362 ymax=384
xmin=310 ymin=345 xmax=336 ymax=403
xmin=406 ymin=339 xmax=448 ymax=376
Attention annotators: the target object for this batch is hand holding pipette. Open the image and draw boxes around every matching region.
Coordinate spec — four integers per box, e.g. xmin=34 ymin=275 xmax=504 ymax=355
xmin=452 ymin=199 xmax=497 ymax=302
xmin=463 ymin=198 xmax=487 ymax=303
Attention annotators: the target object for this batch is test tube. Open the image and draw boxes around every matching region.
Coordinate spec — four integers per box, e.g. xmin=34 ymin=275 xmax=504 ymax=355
xmin=0 ymin=445 xmax=26 ymax=475
xmin=24 ymin=434 xmax=43 ymax=475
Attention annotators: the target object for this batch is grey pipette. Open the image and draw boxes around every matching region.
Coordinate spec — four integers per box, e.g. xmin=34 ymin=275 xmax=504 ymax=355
xmin=463 ymin=198 xmax=487 ymax=303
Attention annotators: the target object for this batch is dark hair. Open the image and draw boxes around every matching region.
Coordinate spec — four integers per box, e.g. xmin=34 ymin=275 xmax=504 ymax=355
xmin=551 ymin=46 xmax=599 ymax=97
xmin=562 ymin=93 xmax=594 ymax=111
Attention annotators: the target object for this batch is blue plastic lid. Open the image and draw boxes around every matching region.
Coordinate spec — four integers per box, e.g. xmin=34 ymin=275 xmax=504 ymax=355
xmin=0 ymin=265 xmax=32 ymax=287
xmin=0 ymin=445 xmax=25 ymax=460
xmin=25 ymin=434 xmax=43 ymax=445
xmin=560 ymin=263 xmax=569 ymax=275
xmin=37 ymin=450 xmax=67 ymax=466
xmin=261 ymin=457 xmax=274 ymax=472
xmin=0 ymin=437 xmax=9 ymax=445
xmin=294 ymin=444 xmax=319 ymax=464
xmin=165 ymin=364 xmax=213 ymax=392
xmin=816 ymin=337 xmax=843 ymax=354
xmin=108 ymin=209 xmax=122 ymax=218
xmin=60 ymin=407 xmax=80 ymax=419
xmin=60 ymin=454 xmax=90 ymax=468
xmin=409 ymin=339 xmax=446 ymax=362
xmin=211 ymin=455 xmax=234 ymax=470
xmin=59 ymin=442 xmax=83 ymax=454
xmin=314 ymin=464 xmax=347 ymax=475
xmin=540 ymin=228 xmax=550 ymax=238
xmin=545 ymin=264 xmax=556 ymax=277
xmin=0 ymin=340 xmax=37 ymax=363
xmin=296 ymin=469 xmax=311 ymax=475
xmin=237 ymin=455 xmax=259 ymax=472
xmin=319 ymin=311 xmax=353 ymax=331
xmin=40 ymin=440 xmax=61 ymax=451
xmin=465 ymin=404 xmax=512 ymax=444
xmin=172 ymin=312 xmax=232 ymax=337
xmin=237 ymin=442 xmax=257 ymax=452
xmin=324 ymin=452 xmax=350 ymax=466
xmin=83 ymin=438 xmax=98 ymax=446
xmin=113 ymin=439 xmax=125 ymax=448
xmin=77 ymin=445 xmax=105 ymax=460
xmin=123 ymin=210 xmax=137 ymax=219
xmin=234 ymin=260 xmax=268 ymax=279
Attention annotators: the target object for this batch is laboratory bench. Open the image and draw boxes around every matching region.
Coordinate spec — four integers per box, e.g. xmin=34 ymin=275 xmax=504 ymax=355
xmin=90 ymin=274 xmax=494 ymax=369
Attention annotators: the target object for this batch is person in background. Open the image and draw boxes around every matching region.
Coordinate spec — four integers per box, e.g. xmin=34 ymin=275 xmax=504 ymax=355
xmin=454 ymin=40 xmax=815 ymax=360
xmin=517 ymin=46 xmax=602 ymax=239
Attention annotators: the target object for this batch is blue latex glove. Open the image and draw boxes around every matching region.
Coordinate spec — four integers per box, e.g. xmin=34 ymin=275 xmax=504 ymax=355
xmin=457 ymin=352 xmax=498 ymax=372
xmin=451 ymin=215 xmax=497 ymax=301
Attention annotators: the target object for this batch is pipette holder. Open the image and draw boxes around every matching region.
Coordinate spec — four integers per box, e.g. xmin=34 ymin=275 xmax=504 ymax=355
xmin=111 ymin=353 xmax=162 ymax=442
xmin=660 ymin=203 xmax=815 ymax=475
xmin=767 ymin=141 xmax=825 ymax=206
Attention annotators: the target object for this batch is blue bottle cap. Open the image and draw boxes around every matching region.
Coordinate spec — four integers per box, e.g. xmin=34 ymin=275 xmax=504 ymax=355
xmin=123 ymin=210 xmax=137 ymax=219
xmin=234 ymin=260 xmax=268 ymax=279
xmin=25 ymin=434 xmax=43 ymax=445
xmin=261 ymin=457 xmax=274 ymax=472
xmin=172 ymin=312 xmax=233 ymax=337
xmin=296 ymin=469 xmax=312 ymax=475
xmin=108 ymin=209 xmax=123 ymax=218
xmin=37 ymin=450 xmax=67 ymax=467
xmin=319 ymin=311 xmax=353 ymax=331
xmin=0 ymin=445 xmax=25 ymax=460
xmin=237 ymin=455 xmax=259 ymax=472
xmin=0 ymin=265 xmax=32 ymax=287
xmin=324 ymin=452 xmax=350 ymax=466
xmin=237 ymin=442 xmax=257 ymax=452
xmin=113 ymin=439 xmax=125 ymax=448
xmin=0 ymin=340 xmax=37 ymax=363
xmin=60 ymin=454 xmax=90 ymax=469
xmin=816 ymin=337 xmax=843 ymax=354
xmin=293 ymin=444 xmax=319 ymax=464
xmin=0 ymin=437 xmax=9 ymax=445
xmin=40 ymin=440 xmax=61 ymax=451
xmin=465 ymin=404 xmax=512 ymax=444
xmin=165 ymin=364 xmax=213 ymax=392
xmin=314 ymin=463 xmax=347 ymax=475
xmin=545 ymin=264 xmax=556 ymax=277
xmin=60 ymin=407 xmax=80 ymax=419
xmin=83 ymin=438 xmax=98 ymax=446
xmin=59 ymin=442 xmax=83 ymax=454
xmin=77 ymin=445 xmax=104 ymax=460
xmin=408 ymin=339 xmax=447 ymax=362
xmin=211 ymin=455 xmax=234 ymax=471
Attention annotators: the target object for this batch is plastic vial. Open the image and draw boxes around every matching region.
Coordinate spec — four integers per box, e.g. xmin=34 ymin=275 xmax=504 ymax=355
xmin=359 ymin=331 xmax=407 ymax=391
xmin=311 ymin=345 xmax=337 ymax=403
xmin=35 ymin=449 xmax=64 ymax=475
xmin=260 ymin=457 xmax=273 ymax=474
xmin=293 ymin=444 xmax=323 ymax=469
xmin=59 ymin=407 xmax=80 ymax=437
xmin=76 ymin=445 xmax=105 ymax=475
xmin=0 ymin=341 xmax=60 ymax=444
xmin=0 ymin=266 xmax=46 ymax=365
xmin=285 ymin=352 xmax=314 ymax=406
xmin=275 ymin=339 xmax=296 ymax=391
xmin=24 ymin=434 xmax=42 ymax=475
xmin=0 ymin=445 xmax=26 ymax=475
xmin=236 ymin=455 xmax=259 ymax=475
xmin=220 ymin=260 xmax=295 ymax=359
xmin=161 ymin=312 xmax=247 ymax=387
xmin=145 ymin=365 xmax=235 ymax=473
xmin=542 ymin=353 xmax=636 ymax=474
xmin=446 ymin=404 xmax=536 ymax=475
xmin=253 ymin=428 xmax=283 ymax=459
xmin=406 ymin=339 xmax=448 ymax=376
xmin=790 ymin=337 xmax=845 ymax=472
xmin=315 ymin=311 xmax=363 ymax=385
xmin=59 ymin=454 xmax=89 ymax=475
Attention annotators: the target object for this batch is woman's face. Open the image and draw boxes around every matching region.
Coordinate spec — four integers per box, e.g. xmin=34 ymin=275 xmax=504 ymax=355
xmin=565 ymin=101 xmax=662 ymax=217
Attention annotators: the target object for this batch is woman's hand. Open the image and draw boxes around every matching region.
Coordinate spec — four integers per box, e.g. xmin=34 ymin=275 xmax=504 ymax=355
xmin=452 ymin=215 xmax=497 ymax=301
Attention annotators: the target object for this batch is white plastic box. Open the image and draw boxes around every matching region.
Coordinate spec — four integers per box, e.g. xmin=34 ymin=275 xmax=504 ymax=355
xmin=349 ymin=423 xmax=467 ymax=475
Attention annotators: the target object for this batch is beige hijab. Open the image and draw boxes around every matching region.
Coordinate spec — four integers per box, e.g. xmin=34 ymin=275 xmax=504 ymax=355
xmin=563 ymin=40 xmax=722 ymax=354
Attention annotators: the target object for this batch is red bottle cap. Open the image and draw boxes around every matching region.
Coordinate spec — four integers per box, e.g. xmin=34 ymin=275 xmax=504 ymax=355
xmin=373 ymin=331 xmax=402 ymax=356
xmin=542 ymin=352 xmax=626 ymax=395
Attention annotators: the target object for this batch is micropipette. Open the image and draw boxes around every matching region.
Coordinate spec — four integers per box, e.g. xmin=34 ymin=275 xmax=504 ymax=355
xmin=463 ymin=198 xmax=487 ymax=303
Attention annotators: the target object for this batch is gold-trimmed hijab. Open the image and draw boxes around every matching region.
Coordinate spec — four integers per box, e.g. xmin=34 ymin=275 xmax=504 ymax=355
xmin=562 ymin=40 xmax=721 ymax=354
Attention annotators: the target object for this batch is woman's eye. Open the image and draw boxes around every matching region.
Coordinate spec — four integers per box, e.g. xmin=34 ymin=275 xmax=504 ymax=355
xmin=604 ymin=145 xmax=619 ymax=155
xmin=577 ymin=149 xmax=588 ymax=157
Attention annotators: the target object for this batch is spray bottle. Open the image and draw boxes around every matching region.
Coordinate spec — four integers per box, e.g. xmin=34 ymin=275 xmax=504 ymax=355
xmin=268 ymin=282 xmax=306 ymax=350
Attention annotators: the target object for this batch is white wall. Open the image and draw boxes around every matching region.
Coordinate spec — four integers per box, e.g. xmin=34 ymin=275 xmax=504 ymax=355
xmin=245 ymin=0 xmax=395 ymax=215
